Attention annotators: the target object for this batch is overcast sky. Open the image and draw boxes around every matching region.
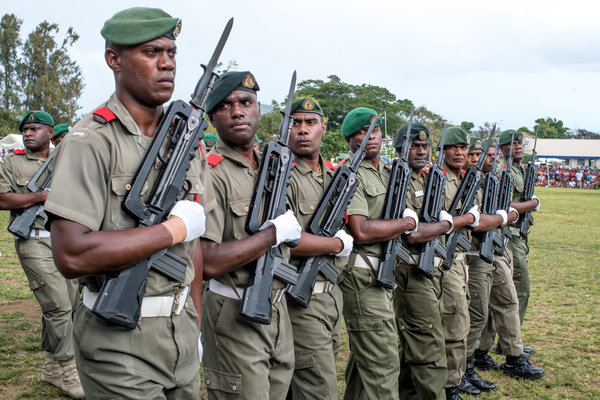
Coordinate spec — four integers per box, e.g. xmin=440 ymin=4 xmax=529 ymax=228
xmin=4 ymin=0 xmax=599 ymax=133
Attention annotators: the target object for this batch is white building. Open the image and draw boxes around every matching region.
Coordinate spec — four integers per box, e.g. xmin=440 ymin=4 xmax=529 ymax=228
xmin=523 ymin=136 xmax=600 ymax=168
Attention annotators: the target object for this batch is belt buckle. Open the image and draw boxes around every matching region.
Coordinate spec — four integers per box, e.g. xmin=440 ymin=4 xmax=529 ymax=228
xmin=273 ymin=287 xmax=286 ymax=303
xmin=173 ymin=286 xmax=190 ymax=315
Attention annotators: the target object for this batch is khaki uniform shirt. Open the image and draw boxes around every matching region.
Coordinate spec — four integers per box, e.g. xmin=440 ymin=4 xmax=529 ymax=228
xmin=202 ymin=140 xmax=289 ymax=288
xmin=346 ymin=153 xmax=390 ymax=258
xmin=0 ymin=148 xmax=52 ymax=230
xmin=286 ymin=156 xmax=336 ymax=280
xmin=45 ymin=93 xmax=206 ymax=294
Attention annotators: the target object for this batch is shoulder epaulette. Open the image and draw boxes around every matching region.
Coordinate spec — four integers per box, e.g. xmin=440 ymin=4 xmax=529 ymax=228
xmin=325 ymin=161 xmax=335 ymax=170
xmin=207 ymin=154 xmax=223 ymax=167
xmin=93 ymin=107 xmax=117 ymax=123
xmin=12 ymin=149 xmax=25 ymax=155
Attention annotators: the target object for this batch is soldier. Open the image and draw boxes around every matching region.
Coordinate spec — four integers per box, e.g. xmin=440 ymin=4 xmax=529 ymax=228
xmin=285 ymin=96 xmax=353 ymax=399
xmin=439 ymin=127 xmax=481 ymax=400
xmin=392 ymin=122 xmax=451 ymax=400
xmin=339 ymin=107 xmax=418 ymax=400
xmin=44 ymin=8 xmax=208 ymax=399
xmin=51 ymin=123 xmax=70 ymax=146
xmin=200 ymin=71 xmax=302 ymax=399
xmin=496 ymin=130 xmax=540 ymax=345
xmin=0 ymin=110 xmax=83 ymax=399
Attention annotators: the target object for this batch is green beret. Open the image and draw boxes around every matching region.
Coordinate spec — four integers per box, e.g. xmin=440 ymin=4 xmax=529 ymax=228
xmin=393 ymin=122 xmax=429 ymax=148
xmin=19 ymin=110 xmax=54 ymax=132
xmin=206 ymin=71 xmax=260 ymax=114
xmin=203 ymin=133 xmax=218 ymax=147
xmin=341 ymin=107 xmax=381 ymax=138
xmin=101 ymin=7 xmax=182 ymax=46
xmin=498 ymin=129 xmax=523 ymax=146
xmin=469 ymin=136 xmax=484 ymax=151
xmin=290 ymin=97 xmax=323 ymax=116
xmin=441 ymin=126 xmax=468 ymax=147
xmin=52 ymin=124 xmax=70 ymax=138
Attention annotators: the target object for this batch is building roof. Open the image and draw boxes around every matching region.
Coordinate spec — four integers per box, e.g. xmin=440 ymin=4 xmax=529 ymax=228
xmin=532 ymin=139 xmax=600 ymax=160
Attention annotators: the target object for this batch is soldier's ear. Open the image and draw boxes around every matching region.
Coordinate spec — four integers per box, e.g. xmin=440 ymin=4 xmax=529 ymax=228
xmin=105 ymin=48 xmax=122 ymax=72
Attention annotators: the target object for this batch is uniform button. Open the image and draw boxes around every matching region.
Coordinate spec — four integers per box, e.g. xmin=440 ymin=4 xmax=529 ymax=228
xmin=373 ymin=323 xmax=379 ymax=329
xmin=196 ymin=184 xmax=199 ymax=190
xmin=25 ymin=180 xmax=29 ymax=184
xmin=245 ymin=207 xmax=249 ymax=212
xmin=428 ymin=324 xmax=433 ymax=328
xmin=310 ymin=205 xmax=314 ymax=210
xmin=125 ymin=184 xmax=131 ymax=191
xmin=474 ymin=293 xmax=478 ymax=297
xmin=155 ymin=164 xmax=160 ymax=170
xmin=185 ymin=302 xmax=188 ymax=309
xmin=232 ymin=385 xmax=237 ymax=391
xmin=400 ymin=325 xmax=405 ymax=330
xmin=502 ymin=280 xmax=505 ymax=283
xmin=206 ymin=379 xmax=210 ymax=385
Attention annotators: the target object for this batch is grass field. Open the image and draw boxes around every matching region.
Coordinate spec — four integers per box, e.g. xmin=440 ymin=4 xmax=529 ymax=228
xmin=0 ymin=187 xmax=599 ymax=399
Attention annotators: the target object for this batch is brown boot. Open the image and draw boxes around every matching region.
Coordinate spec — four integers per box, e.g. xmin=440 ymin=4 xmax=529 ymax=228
xmin=40 ymin=352 xmax=61 ymax=388
xmin=57 ymin=357 xmax=86 ymax=399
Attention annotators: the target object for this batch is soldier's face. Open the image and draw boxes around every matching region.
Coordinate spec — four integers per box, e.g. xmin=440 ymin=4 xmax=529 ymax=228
xmin=502 ymin=140 xmax=523 ymax=162
xmin=289 ymin=112 xmax=326 ymax=158
xmin=482 ymin=147 xmax=495 ymax=173
xmin=403 ymin=140 xmax=429 ymax=170
xmin=466 ymin=150 xmax=482 ymax=167
xmin=208 ymin=90 xmax=260 ymax=147
xmin=444 ymin=144 xmax=469 ymax=172
xmin=51 ymin=134 xmax=66 ymax=147
xmin=21 ymin=123 xmax=52 ymax=152
xmin=112 ymin=36 xmax=177 ymax=108
xmin=345 ymin=126 xmax=382 ymax=160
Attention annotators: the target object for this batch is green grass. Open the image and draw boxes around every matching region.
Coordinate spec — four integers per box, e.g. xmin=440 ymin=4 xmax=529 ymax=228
xmin=1 ymin=187 xmax=599 ymax=399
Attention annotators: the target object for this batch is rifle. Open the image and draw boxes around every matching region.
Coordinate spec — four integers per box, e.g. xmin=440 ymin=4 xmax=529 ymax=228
xmin=519 ymin=132 xmax=538 ymax=238
xmin=286 ymin=112 xmax=380 ymax=308
xmin=376 ymin=107 xmax=414 ymax=289
xmin=479 ymin=129 xmax=501 ymax=263
xmin=494 ymin=131 xmax=515 ymax=256
xmin=441 ymin=131 xmax=495 ymax=269
xmin=91 ymin=19 xmax=233 ymax=330
xmin=8 ymin=152 xmax=54 ymax=239
xmin=241 ymin=71 xmax=299 ymax=324
xmin=416 ymin=124 xmax=448 ymax=279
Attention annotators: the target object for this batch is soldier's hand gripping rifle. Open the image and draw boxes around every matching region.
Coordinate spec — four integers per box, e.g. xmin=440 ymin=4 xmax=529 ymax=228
xmin=479 ymin=129 xmax=501 ymax=263
xmin=494 ymin=131 xmax=515 ymax=256
xmin=519 ymin=132 xmax=538 ymax=238
xmin=441 ymin=131 xmax=495 ymax=269
xmin=241 ymin=71 xmax=299 ymax=324
xmin=416 ymin=125 xmax=448 ymax=279
xmin=91 ymin=19 xmax=233 ymax=330
xmin=375 ymin=108 xmax=415 ymax=289
xmin=8 ymin=152 xmax=54 ymax=239
xmin=286 ymin=113 xmax=380 ymax=308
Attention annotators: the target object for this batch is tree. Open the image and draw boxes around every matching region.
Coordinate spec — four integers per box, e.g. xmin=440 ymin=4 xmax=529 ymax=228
xmin=0 ymin=14 xmax=23 ymax=136
xmin=533 ymin=117 xmax=569 ymax=139
xmin=568 ymin=129 xmax=600 ymax=140
xmin=320 ymin=130 xmax=348 ymax=161
xmin=19 ymin=21 xmax=84 ymax=124
xmin=460 ymin=121 xmax=474 ymax=133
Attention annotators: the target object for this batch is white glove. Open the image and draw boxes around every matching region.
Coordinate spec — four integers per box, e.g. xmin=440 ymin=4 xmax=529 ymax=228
xmin=495 ymin=209 xmax=508 ymax=226
xmin=468 ymin=205 xmax=480 ymax=228
xmin=402 ymin=208 xmax=419 ymax=235
xmin=332 ymin=230 xmax=353 ymax=257
xmin=439 ymin=210 xmax=454 ymax=234
xmin=532 ymin=195 xmax=541 ymax=212
xmin=509 ymin=206 xmax=520 ymax=223
xmin=168 ymin=200 xmax=206 ymax=242
xmin=198 ymin=332 xmax=203 ymax=363
xmin=259 ymin=210 xmax=302 ymax=247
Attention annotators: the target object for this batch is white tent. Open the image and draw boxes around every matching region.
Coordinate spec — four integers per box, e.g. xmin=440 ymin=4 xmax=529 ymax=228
xmin=0 ymin=134 xmax=24 ymax=151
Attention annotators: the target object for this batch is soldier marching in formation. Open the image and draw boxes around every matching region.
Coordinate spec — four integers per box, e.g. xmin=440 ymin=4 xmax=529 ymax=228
xmin=0 ymin=6 xmax=548 ymax=400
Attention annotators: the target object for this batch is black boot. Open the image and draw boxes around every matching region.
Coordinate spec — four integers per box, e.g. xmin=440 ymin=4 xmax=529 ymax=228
xmin=495 ymin=342 xmax=503 ymax=355
xmin=458 ymin=374 xmax=481 ymax=397
xmin=445 ymin=386 xmax=463 ymax=400
xmin=523 ymin=346 xmax=535 ymax=354
xmin=465 ymin=356 xmax=497 ymax=392
xmin=473 ymin=349 xmax=502 ymax=371
xmin=503 ymin=354 xmax=546 ymax=380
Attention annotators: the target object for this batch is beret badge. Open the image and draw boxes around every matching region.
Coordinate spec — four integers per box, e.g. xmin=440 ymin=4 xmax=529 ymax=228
xmin=172 ymin=19 xmax=182 ymax=39
xmin=28 ymin=113 xmax=36 ymax=122
xmin=419 ymin=130 xmax=427 ymax=140
xmin=303 ymin=98 xmax=314 ymax=110
xmin=242 ymin=73 xmax=256 ymax=89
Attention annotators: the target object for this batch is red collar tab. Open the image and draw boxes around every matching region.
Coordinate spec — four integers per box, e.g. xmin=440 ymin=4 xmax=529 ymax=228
xmin=12 ymin=149 xmax=26 ymax=155
xmin=461 ymin=169 xmax=466 ymax=174
xmin=503 ymin=164 xmax=508 ymax=169
xmin=442 ymin=168 xmax=447 ymax=175
xmin=325 ymin=161 xmax=335 ymax=170
xmin=292 ymin=161 xmax=297 ymax=167
xmin=207 ymin=153 xmax=223 ymax=167
xmin=93 ymin=107 xmax=117 ymax=123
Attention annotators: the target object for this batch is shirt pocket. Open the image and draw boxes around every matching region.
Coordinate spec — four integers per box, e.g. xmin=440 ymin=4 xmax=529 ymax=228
xmin=109 ymin=175 xmax=147 ymax=230
xmin=364 ymin=182 xmax=386 ymax=198
xmin=229 ymin=198 xmax=250 ymax=240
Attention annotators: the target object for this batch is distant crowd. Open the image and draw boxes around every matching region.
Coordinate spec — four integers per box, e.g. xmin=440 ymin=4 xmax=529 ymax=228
xmin=536 ymin=165 xmax=600 ymax=189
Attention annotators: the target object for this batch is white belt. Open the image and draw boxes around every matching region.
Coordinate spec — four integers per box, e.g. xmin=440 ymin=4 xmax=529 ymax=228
xmin=403 ymin=254 xmax=443 ymax=268
xmin=354 ymin=255 xmax=380 ymax=271
xmin=466 ymin=251 xmax=479 ymax=257
xmin=454 ymin=252 xmax=467 ymax=263
xmin=82 ymin=286 xmax=189 ymax=318
xmin=208 ymin=279 xmax=286 ymax=303
xmin=313 ymin=281 xmax=334 ymax=294
xmin=15 ymin=229 xmax=51 ymax=239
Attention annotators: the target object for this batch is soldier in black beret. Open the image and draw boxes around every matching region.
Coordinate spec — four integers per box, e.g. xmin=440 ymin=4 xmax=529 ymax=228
xmin=44 ymin=7 xmax=208 ymax=399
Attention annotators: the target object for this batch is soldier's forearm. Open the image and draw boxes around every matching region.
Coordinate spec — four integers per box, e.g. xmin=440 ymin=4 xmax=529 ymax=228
xmin=0 ymin=191 xmax=47 ymax=211
xmin=290 ymin=232 xmax=342 ymax=258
